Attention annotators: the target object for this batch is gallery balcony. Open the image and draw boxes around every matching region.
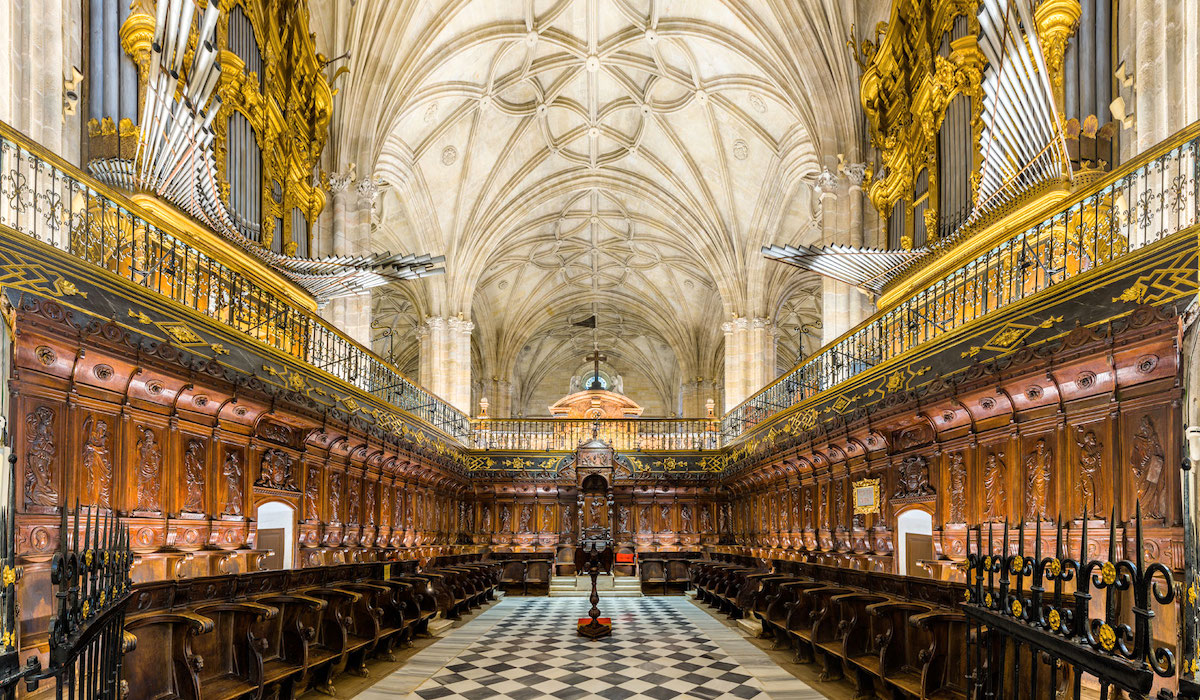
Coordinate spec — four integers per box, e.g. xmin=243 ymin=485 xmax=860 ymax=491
xmin=0 ymin=121 xmax=471 ymax=442
xmin=721 ymin=121 xmax=1200 ymax=445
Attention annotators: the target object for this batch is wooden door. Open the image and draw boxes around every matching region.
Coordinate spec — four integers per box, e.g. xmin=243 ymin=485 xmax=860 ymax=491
xmin=259 ymin=528 xmax=285 ymax=570
xmin=905 ymin=533 xmax=934 ymax=577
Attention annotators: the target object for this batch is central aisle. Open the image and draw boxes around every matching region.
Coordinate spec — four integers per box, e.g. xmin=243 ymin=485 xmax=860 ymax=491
xmin=351 ymin=597 xmax=824 ymax=700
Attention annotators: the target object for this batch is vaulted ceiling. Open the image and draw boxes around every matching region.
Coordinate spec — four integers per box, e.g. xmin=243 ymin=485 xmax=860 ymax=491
xmin=316 ymin=0 xmax=871 ymax=416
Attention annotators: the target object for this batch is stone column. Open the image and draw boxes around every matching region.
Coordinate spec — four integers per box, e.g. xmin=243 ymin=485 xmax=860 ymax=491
xmin=816 ymin=168 xmax=850 ymax=346
xmin=447 ymin=317 xmax=474 ymax=414
xmin=845 ymin=163 xmax=874 ymax=328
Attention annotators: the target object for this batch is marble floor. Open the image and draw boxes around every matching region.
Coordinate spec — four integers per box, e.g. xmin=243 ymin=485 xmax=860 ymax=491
xmin=350 ymin=597 xmax=826 ymax=700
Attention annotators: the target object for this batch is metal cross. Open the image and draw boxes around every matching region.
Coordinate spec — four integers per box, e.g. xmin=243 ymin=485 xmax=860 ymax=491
xmin=586 ymin=349 xmax=606 ymax=389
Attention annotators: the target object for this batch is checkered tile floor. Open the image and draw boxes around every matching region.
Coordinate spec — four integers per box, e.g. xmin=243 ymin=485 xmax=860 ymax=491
xmin=411 ymin=598 xmax=768 ymax=700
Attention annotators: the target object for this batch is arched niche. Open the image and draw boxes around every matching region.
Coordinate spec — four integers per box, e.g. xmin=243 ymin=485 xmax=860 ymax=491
xmin=256 ymin=500 xmax=297 ymax=569
xmin=895 ymin=506 xmax=934 ymax=577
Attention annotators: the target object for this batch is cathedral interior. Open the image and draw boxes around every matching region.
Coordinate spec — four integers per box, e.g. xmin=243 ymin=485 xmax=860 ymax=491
xmin=1 ymin=0 xmax=1199 ymax=698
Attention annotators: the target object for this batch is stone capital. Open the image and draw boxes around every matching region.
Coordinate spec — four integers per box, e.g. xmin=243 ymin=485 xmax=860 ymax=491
xmin=813 ymin=166 xmax=839 ymax=197
xmin=448 ymin=318 xmax=475 ymax=334
xmin=328 ymin=169 xmax=354 ymax=194
xmin=844 ymin=162 xmax=868 ymax=188
xmin=356 ymin=177 xmax=380 ymax=208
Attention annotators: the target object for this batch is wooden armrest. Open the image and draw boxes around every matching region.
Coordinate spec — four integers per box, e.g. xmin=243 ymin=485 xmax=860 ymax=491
xmin=255 ymin=594 xmax=327 ymax=611
xmin=908 ymin=610 xmax=967 ymax=627
xmin=305 ymin=587 xmax=363 ymax=603
xmin=126 ymin=610 xmax=215 ymax=634
xmin=866 ymin=601 xmax=934 ymax=615
xmin=831 ymin=592 xmax=890 ymax=605
xmin=194 ymin=601 xmax=279 ymax=619
xmin=340 ymin=582 xmax=390 ymax=594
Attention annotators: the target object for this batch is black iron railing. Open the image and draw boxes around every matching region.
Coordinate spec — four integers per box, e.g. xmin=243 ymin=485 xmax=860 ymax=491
xmin=963 ymin=508 xmax=1175 ymax=699
xmin=0 ymin=122 xmax=469 ymax=441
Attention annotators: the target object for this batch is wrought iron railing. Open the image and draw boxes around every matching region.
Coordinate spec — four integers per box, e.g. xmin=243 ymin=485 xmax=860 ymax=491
xmin=0 ymin=122 xmax=470 ymax=441
xmin=470 ymin=418 xmax=721 ymax=451
xmin=963 ymin=510 xmax=1176 ymax=699
xmin=722 ymin=124 xmax=1200 ymax=442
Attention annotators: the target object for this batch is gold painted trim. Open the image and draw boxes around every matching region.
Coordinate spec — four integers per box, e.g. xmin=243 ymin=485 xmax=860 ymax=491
xmin=853 ymin=478 xmax=881 ymax=516
xmin=130 ymin=195 xmax=317 ymax=311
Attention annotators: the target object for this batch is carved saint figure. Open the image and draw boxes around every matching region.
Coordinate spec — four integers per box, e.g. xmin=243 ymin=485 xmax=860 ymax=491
xmin=681 ymin=504 xmax=693 ymax=532
xmin=364 ymin=481 xmax=376 ymax=526
xmin=481 ymin=505 xmax=492 ymax=530
xmin=803 ymin=489 xmax=814 ymax=528
xmin=1131 ymin=416 xmax=1168 ymax=519
xmin=499 ymin=504 xmax=511 ymax=531
xmin=182 ymin=439 xmax=206 ymax=513
xmin=948 ymin=452 xmax=966 ymax=523
xmin=639 ymin=505 xmax=651 ymax=533
xmin=329 ymin=472 xmax=343 ymax=523
xmin=519 ymin=505 xmax=532 ymax=533
xmin=700 ymin=505 xmax=713 ymax=532
xmin=347 ymin=478 xmax=360 ymax=525
xmin=617 ymin=505 xmax=629 ymax=534
xmin=562 ymin=505 xmax=573 ymax=534
xmin=719 ymin=503 xmax=730 ymax=534
xmin=81 ymin=416 xmax=111 ymax=508
xmin=588 ymin=497 xmax=603 ymax=524
xmin=659 ymin=504 xmax=671 ymax=530
xmin=135 ymin=427 xmax=161 ymax=511
xmin=834 ymin=482 xmax=845 ymax=528
xmin=983 ymin=452 xmax=1007 ymax=521
xmin=1076 ymin=430 xmax=1102 ymax=516
xmin=542 ymin=504 xmax=553 ymax=532
xmin=24 ymin=407 xmax=58 ymax=507
xmin=381 ymin=488 xmax=391 ymax=528
xmin=305 ymin=467 xmax=320 ymax=520
xmin=222 ymin=450 xmax=243 ymax=516
xmin=1024 ymin=439 xmax=1052 ymax=521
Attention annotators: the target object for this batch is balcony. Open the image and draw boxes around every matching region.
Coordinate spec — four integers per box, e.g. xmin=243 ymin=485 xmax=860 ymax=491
xmin=0 ymin=121 xmax=471 ymax=441
xmin=722 ymin=122 xmax=1200 ymax=443
xmin=470 ymin=418 xmax=721 ymax=452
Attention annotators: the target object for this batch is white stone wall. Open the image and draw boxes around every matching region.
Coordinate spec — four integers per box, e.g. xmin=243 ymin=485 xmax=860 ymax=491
xmin=0 ymin=0 xmax=82 ymax=162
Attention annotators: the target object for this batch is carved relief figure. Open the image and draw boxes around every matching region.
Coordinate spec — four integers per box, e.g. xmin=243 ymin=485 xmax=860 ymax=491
xmin=542 ymin=504 xmax=553 ymax=532
xmin=948 ymin=452 xmax=966 ymax=523
xmin=135 ymin=427 xmax=161 ymax=511
xmin=639 ymin=505 xmax=651 ymax=533
xmin=1024 ymin=438 xmax=1052 ymax=521
xmin=659 ymin=504 xmax=671 ymax=530
xmin=481 ymin=505 xmax=492 ymax=530
xmin=718 ymin=504 xmax=729 ymax=533
xmin=790 ymin=489 xmax=799 ymax=526
xmin=380 ymin=487 xmax=390 ymax=528
xmin=393 ymin=490 xmax=404 ymax=528
xmin=803 ymin=488 xmax=814 ymax=528
xmin=364 ymin=480 xmax=376 ymax=526
xmin=1131 ymin=416 xmax=1168 ymax=519
xmin=700 ymin=505 xmax=712 ymax=532
xmin=834 ymin=482 xmax=845 ymax=528
xmin=305 ymin=467 xmax=320 ymax=520
xmin=617 ymin=505 xmax=629 ymax=534
xmin=346 ymin=478 xmax=360 ymax=525
xmin=518 ymin=504 xmax=531 ymax=533
xmin=256 ymin=449 xmax=297 ymax=491
xmin=499 ymin=504 xmax=511 ymax=531
xmin=222 ymin=450 xmax=243 ymax=516
xmin=1076 ymin=430 xmax=1102 ymax=516
xmin=182 ymin=439 xmax=206 ymax=512
xmin=983 ymin=452 xmax=1007 ymax=521
xmin=681 ymin=504 xmax=693 ymax=532
xmin=820 ymin=484 xmax=829 ymax=529
xmin=81 ymin=416 xmax=111 ymax=508
xmin=329 ymin=472 xmax=343 ymax=523
xmin=588 ymin=497 xmax=603 ymax=524
xmin=24 ymin=407 xmax=58 ymax=507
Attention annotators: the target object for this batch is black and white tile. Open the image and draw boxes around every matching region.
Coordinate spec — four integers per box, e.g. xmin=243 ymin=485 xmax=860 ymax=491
xmin=355 ymin=597 xmax=823 ymax=700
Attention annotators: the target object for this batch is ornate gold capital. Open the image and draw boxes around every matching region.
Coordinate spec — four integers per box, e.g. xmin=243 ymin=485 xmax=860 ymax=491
xmin=1035 ymin=0 xmax=1081 ymax=100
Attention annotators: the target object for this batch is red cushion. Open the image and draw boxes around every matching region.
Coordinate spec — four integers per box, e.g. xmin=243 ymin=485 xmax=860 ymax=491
xmin=615 ymin=553 xmax=635 ymax=563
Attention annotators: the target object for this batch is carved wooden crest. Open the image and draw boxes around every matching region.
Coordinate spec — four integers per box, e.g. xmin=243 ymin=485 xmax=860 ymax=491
xmin=256 ymin=449 xmax=298 ymax=491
